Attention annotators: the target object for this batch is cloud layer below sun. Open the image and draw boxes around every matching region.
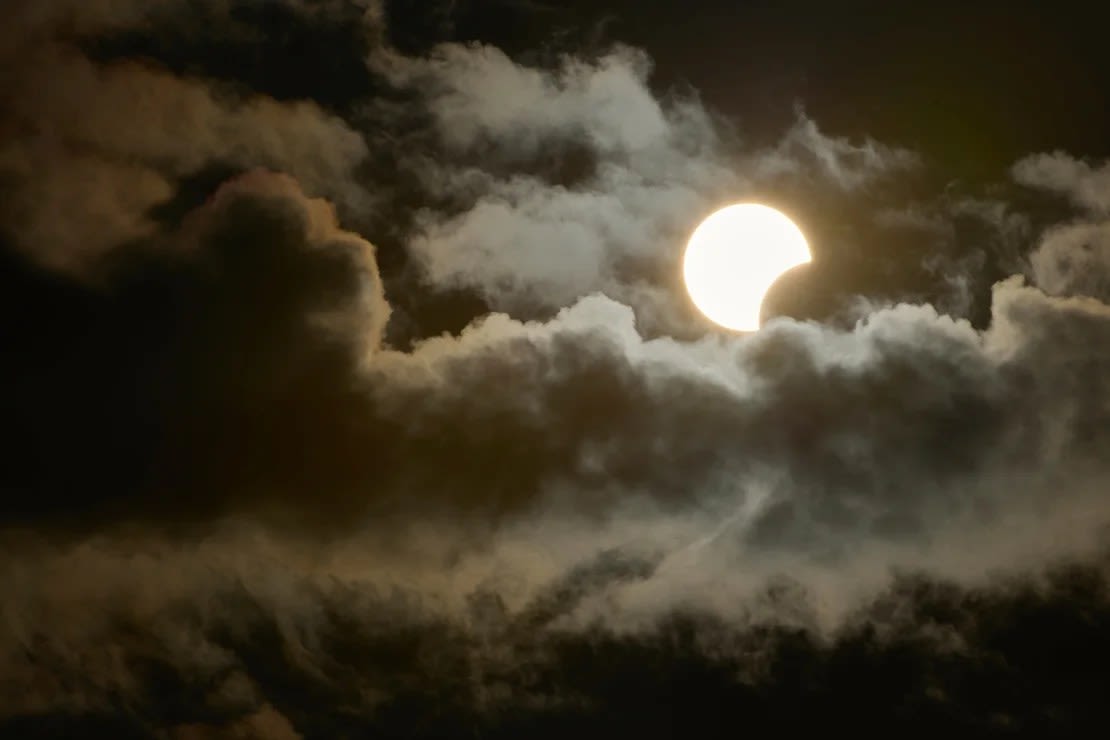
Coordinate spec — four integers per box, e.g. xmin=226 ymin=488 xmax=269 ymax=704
xmin=3 ymin=1 xmax=1110 ymax=736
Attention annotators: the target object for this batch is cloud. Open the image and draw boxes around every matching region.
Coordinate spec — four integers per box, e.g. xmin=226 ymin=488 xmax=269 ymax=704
xmin=377 ymin=42 xmax=738 ymax=328
xmin=750 ymin=113 xmax=921 ymax=190
xmin=377 ymin=44 xmax=927 ymax=337
xmin=10 ymin=179 xmax=1108 ymax=562
xmin=0 ymin=0 xmax=371 ymax=271
xmin=1 ymin=169 xmax=388 ymax=528
xmin=1014 ymin=152 xmax=1110 ymax=302
xmin=1028 ymin=220 xmax=1110 ymax=300
xmin=1 ymin=530 xmax=1109 ymax=736
xmin=2 ymin=0 xmax=1109 ymax=599
xmin=0 ymin=143 xmax=176 ymax=268
xmin=1013 ymin=151 xmax=1110 ymax=214
xmin=379 ymin=43 xmax=675 ymax=155
xmin=355 ymin=270 xmax=1110 ymax=577
xmin=5 ymin=2 xmax=1110 ymax=735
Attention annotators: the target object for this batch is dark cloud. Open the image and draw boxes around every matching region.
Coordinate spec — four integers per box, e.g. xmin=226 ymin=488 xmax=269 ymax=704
xmin=4 ymin=0 xmax=1110 ymax=736
xmin=83 ymin=0 xmax=383 ymax=112
xmin=0 ymin=0 xmax=372 ymax=272
xmin=1 ymin=170 xmax=387 ymax=530
xmin=2 ymin=536 xmax=1110 ymax=737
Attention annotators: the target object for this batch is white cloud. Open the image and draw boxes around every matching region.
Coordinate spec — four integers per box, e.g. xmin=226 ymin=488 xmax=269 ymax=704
xmin=750 ymin=113 xmax=920 ymax=190
xmin=1013 ymin=151 xmax=1110 ymax=213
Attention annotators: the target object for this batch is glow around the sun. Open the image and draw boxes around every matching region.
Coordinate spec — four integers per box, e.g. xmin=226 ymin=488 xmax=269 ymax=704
xmin=683 ymin=203 xmax=812 ymax=332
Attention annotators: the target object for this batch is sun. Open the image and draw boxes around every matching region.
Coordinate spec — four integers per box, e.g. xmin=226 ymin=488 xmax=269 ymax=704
xmin=683 ymin=203 xmax=811 ymax=332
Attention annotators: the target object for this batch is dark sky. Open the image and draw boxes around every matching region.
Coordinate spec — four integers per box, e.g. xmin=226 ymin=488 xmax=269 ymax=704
xmin=3 ymin=1 xmax=1110 ymax=737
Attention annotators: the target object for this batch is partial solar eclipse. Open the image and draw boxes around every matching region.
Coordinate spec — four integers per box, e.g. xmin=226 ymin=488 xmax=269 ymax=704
xmin=683 ymin=203 xmax=812 ymax=332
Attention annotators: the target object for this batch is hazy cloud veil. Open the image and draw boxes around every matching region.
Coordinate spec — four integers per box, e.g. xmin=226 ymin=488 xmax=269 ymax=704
xmin=2 ymin=1 xmax=1110 ymax=736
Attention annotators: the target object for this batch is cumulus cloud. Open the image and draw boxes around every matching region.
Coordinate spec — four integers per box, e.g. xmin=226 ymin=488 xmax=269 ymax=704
xmin=373 ymin=45 xmax=928 ymax=335
xmin=1 ymin=169 xmax=389 ymax=529
xmin=0 ymin=0 xmax=371 ymax=271
xmin=377 ymin=42 xmax=738 ymax=327
xmin=1014 ymin=151 xmax=1110 ymax=302
xmin=1028 ymin=220 xmax=1110 ymax=300
xmin=7 ymin=165 xmax=1108 ymax=561
xmin=379 ymin=43 xmax=676 ymax=155
xmin=5 ymin=1 xmax=1110 ymax=735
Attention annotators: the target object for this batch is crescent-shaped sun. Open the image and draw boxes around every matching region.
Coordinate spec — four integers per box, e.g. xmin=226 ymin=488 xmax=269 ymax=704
xmin=683 ymin=203 xmax=811 ymax=332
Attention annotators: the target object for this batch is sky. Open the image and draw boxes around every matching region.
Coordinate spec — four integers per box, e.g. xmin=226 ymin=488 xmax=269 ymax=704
xmin=2 ymin=0 xmax=1110 ymax=736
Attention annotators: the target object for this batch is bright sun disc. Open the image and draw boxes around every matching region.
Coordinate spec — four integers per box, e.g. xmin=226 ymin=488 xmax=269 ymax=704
xmin=683 ymin=203 xmax=811 ymax=332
